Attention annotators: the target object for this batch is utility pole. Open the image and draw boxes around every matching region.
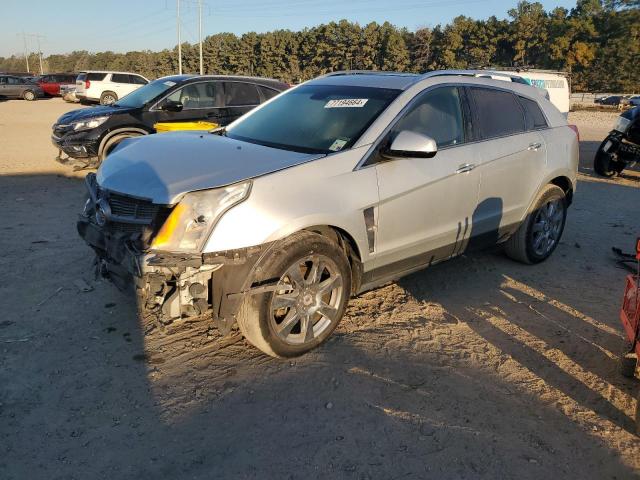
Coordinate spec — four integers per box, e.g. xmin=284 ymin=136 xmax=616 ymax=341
xmin=34 ymin=35 xmax=44 ymax=75
xmin=19 ymin=32 xmax=29 ymax=72
xmin=198 ymin=0 xmax=203 ymax=75
xmin=176 ymin=0 xmax=182 ymax=74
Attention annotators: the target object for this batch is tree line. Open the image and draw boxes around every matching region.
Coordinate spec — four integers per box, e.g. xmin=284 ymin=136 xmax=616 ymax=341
xmin=1 ymin=0 xmax=638 ymax=92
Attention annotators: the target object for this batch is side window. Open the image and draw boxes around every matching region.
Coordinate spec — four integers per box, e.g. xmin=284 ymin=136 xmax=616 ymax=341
xmin=165 ymin=82 xmax=217 ymax=109
xmin=469 ymin=87 xmax=526 ymax=139
xmin=111 ymin=73 xmax=129 ymax=83
xmin=0 ymin=77 xmax=6 ymax=84
xmin=518 ymin=96 xmax=548 ymax=129
xmin=7 ymin=77 xmax=20 ymax=85
xmin=391 ymin=86 xmax=465 ymax=148
xmin=224 ymin=82 xmax=260 ymax=107
xmin=87 ymin=72 xmax=107 ymax=81
xmin=130 ymin=75 xmax=147 ymax=85
xmin=257 ymin=85 xmax=279 ymax=101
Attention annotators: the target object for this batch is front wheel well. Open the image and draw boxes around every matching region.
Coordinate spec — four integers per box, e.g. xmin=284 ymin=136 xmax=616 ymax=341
xmin=303 ymin=226 xmax=363 ymax=294
xmin=550 ymin=176 xmax=574 ymax=206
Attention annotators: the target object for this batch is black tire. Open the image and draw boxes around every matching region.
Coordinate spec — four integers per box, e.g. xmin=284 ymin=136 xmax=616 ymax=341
xmin=237 ymin=230 xmax=351 ymax=358
xmin=504 ymin=184 xmax=567 ymax=264
xmin=100 ymin=91 xmax=118 ymax=105
xmin=594 ymin=138 xmax=622 ymax=177
xmin=620 ymin=353 xmax=637 ymax=378
xmin=99 ymin=132 xmax=144 ymax=162
xmin=22 ymin=90 xmax=36 ymax=101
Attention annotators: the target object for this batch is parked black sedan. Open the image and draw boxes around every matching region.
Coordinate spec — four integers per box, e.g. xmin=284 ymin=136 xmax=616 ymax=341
xmin=52 ymin=74 xmax=289 ymax=168
xmin=0 ymin=75 xmax=45 ymax=100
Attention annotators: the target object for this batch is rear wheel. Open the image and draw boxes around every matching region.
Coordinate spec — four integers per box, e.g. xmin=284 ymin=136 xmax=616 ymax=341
xmin=505 ymin=184 xmax=567 ymax=264
xmin=237 ymin=231 xmax=351 ymax=358
xmin=100 ymin=91 xmax=117 ymax=105
xmin=23 ymin=90 xmax=36 ymax=101
xmin=594 ymin=137 xmax=623 ymax=177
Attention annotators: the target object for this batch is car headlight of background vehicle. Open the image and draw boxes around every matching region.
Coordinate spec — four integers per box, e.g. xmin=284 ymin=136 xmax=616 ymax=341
xmin=151 ymin=181 xmax=251 ymax=252
xmin=613 ymin=116 xmax=631 ymax=134
xmin=71 ymin=116 xmax=109 ymax=131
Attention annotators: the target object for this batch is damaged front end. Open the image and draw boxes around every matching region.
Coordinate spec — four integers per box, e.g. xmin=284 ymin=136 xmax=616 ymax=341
xmin=78 ymin=173 xmax=264 ymax=333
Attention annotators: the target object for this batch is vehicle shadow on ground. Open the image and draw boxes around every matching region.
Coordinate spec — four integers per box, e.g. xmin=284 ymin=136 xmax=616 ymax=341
xmin=2 ymin=173 xmax=639 ymax=479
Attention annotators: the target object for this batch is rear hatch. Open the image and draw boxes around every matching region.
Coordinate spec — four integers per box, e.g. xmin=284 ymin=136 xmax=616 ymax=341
xmin=76 ymin=72 xmax=87 ymax=95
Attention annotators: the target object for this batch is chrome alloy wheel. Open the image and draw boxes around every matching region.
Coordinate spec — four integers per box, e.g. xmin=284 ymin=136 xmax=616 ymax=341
xmin=270 ymin=254 xmax=344 ymax=345
xmin=531 ymin=199 xmax=564 ymax=256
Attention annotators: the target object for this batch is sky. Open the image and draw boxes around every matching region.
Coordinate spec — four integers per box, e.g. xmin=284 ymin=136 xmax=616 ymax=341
xmin=1 ymin=0 xmax=578 ymax=57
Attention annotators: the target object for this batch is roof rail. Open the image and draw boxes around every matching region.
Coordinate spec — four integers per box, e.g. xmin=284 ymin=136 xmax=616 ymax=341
xmin=318 ymin=70 xmax=417 ymax=78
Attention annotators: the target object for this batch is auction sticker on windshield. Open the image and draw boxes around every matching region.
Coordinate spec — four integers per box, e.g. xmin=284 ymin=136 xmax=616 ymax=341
xmin=329 ymin=137 xmax=349 ymax=151
xmin=325 ymin=99 xmax=368 ymax=108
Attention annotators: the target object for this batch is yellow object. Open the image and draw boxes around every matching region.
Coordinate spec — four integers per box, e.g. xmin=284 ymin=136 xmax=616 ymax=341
xmin=154 ymin=121 xmax=218 ymax=133
xmin=152 ymin=202 xmax=189 ymax=250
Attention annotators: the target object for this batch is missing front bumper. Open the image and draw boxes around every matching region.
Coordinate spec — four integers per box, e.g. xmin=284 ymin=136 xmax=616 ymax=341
xmin=78 ymin=216 xmax=266 ymax=333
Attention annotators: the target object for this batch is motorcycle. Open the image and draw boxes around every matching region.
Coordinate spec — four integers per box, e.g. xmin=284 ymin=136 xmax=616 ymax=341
xmin=594 ymin=105 xmax=640 ymax=177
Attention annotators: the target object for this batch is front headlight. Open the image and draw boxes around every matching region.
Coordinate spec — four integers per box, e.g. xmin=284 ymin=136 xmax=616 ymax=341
xmin=72 ymin=116 xmax=109 ymax=131
xmin=613 ymin=116 xmax=631 ymax=134
xmin=151 ymin=182 xmax=251 ymax=252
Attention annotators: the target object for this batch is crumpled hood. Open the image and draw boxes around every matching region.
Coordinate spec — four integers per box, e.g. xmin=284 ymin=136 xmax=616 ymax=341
xmin=55 ymin=104 xmax=134 ymax=125
xmin=96 ymin=131 xmax=324 ymax=204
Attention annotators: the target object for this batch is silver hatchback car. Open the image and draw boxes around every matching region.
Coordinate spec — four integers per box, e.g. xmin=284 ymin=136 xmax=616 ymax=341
xmin=78 ymin=71 xmax=579 ymax=357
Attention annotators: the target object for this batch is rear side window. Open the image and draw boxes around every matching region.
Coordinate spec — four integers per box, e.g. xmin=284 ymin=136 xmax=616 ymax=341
xmin=224 ymin=82 xmax=260 ymax=106
xmin=111 ymin=73 xmax=130 ymax=83
xmin=77 ymin=73 xmax=86 ymax=82
xmin=87 ymin=73 xmax=107 ymax=81
xmin=258 ymin=85 xmax=279 ymax=101
xmin=518 ymin=96 xmax=548 ymax=129
xmin=392 ymin=86 xmax=465 ymax=148
xmin=469 ymin=87 xmax=526 ymax=139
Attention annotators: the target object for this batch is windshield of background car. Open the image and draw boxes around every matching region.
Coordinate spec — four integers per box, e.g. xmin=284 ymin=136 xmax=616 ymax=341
xmin=114 ymin=78 xmax=177 ymax=108
xmin=225 ymin=84 xmax=401 ymax=154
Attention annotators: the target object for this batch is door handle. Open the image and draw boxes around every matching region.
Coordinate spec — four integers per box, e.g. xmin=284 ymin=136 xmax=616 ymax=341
xmin=528 ymin=142 xmax=542 ymax=151
xmin=456 ymin=163 xmax=476 ymax=174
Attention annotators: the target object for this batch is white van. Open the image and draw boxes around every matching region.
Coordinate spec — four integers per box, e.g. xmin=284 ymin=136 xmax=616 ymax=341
xmin=496 ymin=70 xmax=570 ymax=117
xmin=75 ymin=71 xmax=149 ymax=105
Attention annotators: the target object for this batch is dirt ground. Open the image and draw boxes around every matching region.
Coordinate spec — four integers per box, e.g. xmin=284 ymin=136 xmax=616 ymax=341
xmin=1 ymin=98 xmax=640 ymax=479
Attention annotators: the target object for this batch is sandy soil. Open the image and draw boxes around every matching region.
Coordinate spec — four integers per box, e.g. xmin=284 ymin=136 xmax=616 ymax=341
xmin=1 ymin=98 xmax=640 ymax=479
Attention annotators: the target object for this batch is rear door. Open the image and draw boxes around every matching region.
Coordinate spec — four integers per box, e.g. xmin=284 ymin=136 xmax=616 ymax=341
xmin=467 ymin=86 xmax=547 ymax=241
xmin=220 ymin=82 xmax=261 ymax=125
xmin=110 ymin=73 xmax=132 ymax=98
xmin=5 ymin=76 xmax=22 ymax=97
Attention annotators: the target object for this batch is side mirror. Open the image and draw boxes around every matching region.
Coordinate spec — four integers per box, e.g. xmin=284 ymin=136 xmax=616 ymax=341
xmin=161 ymin=100 xmax=183 ymax=112
xmin=385 ymin=130 xmax=438 ymax=159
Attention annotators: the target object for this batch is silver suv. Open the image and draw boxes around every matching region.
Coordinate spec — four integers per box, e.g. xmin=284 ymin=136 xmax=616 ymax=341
xmin=78 ymin=71 xmax=579 ymax=357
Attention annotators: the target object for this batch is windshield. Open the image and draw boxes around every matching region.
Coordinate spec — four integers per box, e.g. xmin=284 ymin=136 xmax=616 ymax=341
xmin=225 ymin=84 xmax=400 ymax=154
xmin=114 ymin=78 xmax=177 ymax=108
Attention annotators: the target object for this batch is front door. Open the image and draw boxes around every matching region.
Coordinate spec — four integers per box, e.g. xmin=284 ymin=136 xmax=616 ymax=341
xmin=151 ymin=80 xmax=224 ymax=126
xmin=373 ymin=86 xmax=481 ymax=273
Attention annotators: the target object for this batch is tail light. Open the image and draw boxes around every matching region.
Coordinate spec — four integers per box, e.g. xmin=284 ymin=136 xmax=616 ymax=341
xmin=85 ymin=80 xmax=90 ymax=89
xmin=568 ymin=124 xmax=579 ymax=142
